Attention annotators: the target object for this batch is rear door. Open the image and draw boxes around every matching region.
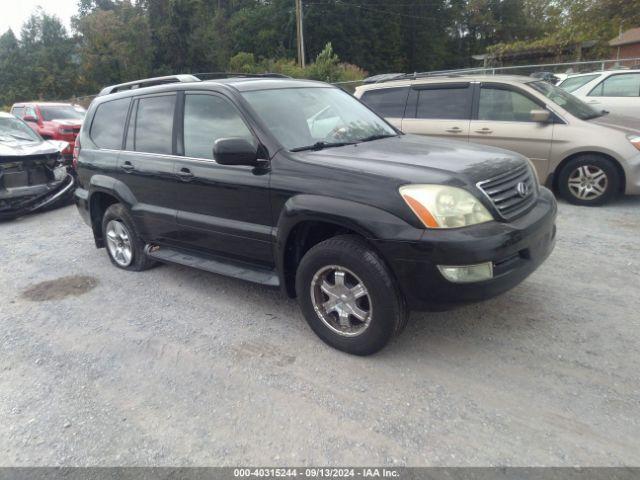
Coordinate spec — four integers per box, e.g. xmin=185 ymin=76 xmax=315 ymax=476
xmin=172 ymin=91 xmax=273 ymax=266
xmin=585 ymin=72 xmax=640 ymax=117
xmin=358 ymin=86 xmax=409 ymax=130
xmin=401 ymin=83 xmax=472 ymax=141
xmin=117 ymin=93 xmax=179 ymax=242
xmin=469 ymin=83 xmax=553 ymax=178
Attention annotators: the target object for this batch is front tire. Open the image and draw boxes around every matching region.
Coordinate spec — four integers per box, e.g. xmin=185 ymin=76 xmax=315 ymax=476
xmin=557 ymin=155 xmax=620 ymax=206
xmin=295 ymin=235 xmax=407 ymax=355
xmin=102 ymin=203 xmax=157 ymax=271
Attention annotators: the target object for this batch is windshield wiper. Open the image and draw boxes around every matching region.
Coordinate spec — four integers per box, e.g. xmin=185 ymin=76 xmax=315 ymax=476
xmin=290 ymin=141 xmax=356 ymax=152
xmin=357 ymin=133 xmax=398 ymax=143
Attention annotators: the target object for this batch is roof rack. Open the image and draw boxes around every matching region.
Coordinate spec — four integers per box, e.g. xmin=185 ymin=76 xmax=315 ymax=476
xmin=98 ymin=75 xmax=201 ymax=96
xmin=363 ymin=72 xmax=463 ymax=84
xmin=193 ymin=72 xmax=291 ymax=80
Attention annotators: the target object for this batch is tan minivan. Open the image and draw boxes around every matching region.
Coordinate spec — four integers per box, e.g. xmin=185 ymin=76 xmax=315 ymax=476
xmin=355 ymin=75 xmax=640 ymax=205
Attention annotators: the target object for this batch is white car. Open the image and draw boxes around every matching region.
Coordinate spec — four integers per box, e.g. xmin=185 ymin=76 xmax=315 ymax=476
xmin=558 ymin=70 xmax=640 ymax=117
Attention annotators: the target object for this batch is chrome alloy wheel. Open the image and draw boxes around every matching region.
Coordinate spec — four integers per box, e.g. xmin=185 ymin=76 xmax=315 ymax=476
xmin=310 ymin=265 xmax=372 ymax=337
xmin=567 ymin=165 xmax=608 ymax=201
xmin=105 ymin=219 xmax=133 ymax=267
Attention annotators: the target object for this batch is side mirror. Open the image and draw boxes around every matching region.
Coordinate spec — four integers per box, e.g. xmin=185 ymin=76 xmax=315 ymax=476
xmin=530 ymin=109 xmax=551 ymax=123
xmin=23 ymin=115 xmax=38 ymax=123
xmin=213 ymin=137 xmax=260 ymax=166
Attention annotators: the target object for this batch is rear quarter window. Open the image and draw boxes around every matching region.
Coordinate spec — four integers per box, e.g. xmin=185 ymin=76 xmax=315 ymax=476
xmin=360 ymin=87 xmax=409 ymax=117
xmin=90 ymin=98 xmax=131 ymax=150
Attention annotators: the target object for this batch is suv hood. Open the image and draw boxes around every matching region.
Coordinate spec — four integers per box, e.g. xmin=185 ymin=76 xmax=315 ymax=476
xmin=297 ymin=134 xmax=527 ymax=185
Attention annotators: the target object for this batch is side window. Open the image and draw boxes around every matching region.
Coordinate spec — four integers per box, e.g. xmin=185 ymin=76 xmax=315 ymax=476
xmin=478 ymin=87 xmax=540 ymax=122
xmin=360 ymin=87 xmax=409 ymax=118
xmin=12 ymin=106 xmax=25 ymax=118
xmin=183 ymin=93 xmax=254 ymax=160
xmin=133 ymin=95 xmax=176 ymax=155
xmin=589 ymin=73 xmax=640 ymax=97
xmin=25 ymin=106 xmax=37 ymax=119
xmin=415 ymin=86 xmax=471 ymax=120
xmin=90 ymin=97 xmax=131 ymax=149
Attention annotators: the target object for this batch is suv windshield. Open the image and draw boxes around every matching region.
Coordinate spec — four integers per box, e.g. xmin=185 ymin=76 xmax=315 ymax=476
xmin=0 ymin=116 xmax=42 ymax=142
xmin=529 ymin=80 xmax=602 ymax=120
xmin=40 ymin=105 xmax=86 ymax=121
xmin=241 ymin=87 xmax=397 ymax=151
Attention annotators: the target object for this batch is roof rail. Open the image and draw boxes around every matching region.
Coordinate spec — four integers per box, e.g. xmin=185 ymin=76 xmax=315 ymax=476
xmin=98 ymin=74 xmax=201 ymax=96
xmin=193 ymin=72 xmax=291 ymax=80
xmin=363 ymin=72 xmax=463 ymax=84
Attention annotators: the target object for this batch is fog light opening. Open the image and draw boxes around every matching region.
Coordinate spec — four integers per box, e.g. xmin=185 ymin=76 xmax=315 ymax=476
xmin=437 ymin=262 xmax=494 ymax=283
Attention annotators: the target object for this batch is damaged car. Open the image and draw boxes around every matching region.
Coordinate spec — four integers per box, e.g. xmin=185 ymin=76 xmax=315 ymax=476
xmin=0 ymin=112 xmax=75 ymax=221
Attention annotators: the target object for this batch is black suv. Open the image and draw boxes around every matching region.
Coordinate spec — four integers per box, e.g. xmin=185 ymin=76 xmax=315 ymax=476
xmin=74 ymin=74 xmax=557 ymax=355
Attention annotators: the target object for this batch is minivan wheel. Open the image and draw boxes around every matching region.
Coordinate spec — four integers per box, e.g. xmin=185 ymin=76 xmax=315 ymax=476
xmin=295 ymin=235 xmax=407 ymax=355
xmin=557 ymin=155 xmax=620 ymax=206
xmin=102 ymin=203 xmax=157 ymax=271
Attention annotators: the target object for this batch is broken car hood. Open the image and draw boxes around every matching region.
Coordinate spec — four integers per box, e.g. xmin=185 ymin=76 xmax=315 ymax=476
xmin=0 ymin=136 xmax=67 ymax=159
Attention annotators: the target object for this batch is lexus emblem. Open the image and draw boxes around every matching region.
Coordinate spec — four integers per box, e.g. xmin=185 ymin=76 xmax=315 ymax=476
xmin=516 ymin=182 xmax=529 ymax=198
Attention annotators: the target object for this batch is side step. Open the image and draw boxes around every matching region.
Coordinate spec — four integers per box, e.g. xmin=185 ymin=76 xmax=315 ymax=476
xmin=145 ymin=245 xmax=280 ymax=287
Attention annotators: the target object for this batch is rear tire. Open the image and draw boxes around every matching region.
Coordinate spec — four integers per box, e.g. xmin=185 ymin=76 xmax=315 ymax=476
xmin=102 ymin=203 xmax=157 ymax=271
xmin=295 ymin=235 xmax=407 ymax=356
xmin=557 ymin=154 xmax=620 ymax=206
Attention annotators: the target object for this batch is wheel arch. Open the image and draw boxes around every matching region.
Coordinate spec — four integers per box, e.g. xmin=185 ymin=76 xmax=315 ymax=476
xmin=275 ymin=194 xmax=416 ymax=298
xmin=88 ymin=176 xmax=138 ymax=247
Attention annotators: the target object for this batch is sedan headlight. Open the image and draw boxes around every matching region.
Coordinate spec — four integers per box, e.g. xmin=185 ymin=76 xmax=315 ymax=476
xmin=400 ymin=185 xmax=493 ymax=229
xmin=627 ymin=135 xmax=640 ymax=151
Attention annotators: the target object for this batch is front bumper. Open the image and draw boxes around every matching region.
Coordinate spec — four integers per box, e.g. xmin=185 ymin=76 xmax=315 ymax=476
xmin=624 ymin=151 xmax=640 ymax=195
xmin=0 ymin=174 xmax=75 ymax=220
xmin=374 ymin=187 xmax=557 ymax=310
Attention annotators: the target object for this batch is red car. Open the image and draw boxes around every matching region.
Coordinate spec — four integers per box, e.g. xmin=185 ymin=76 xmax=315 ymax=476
xmin=10 ymin=102 xmax=85 ymax=163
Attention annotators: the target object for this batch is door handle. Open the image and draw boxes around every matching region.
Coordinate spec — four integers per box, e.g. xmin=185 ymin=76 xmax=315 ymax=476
xmin=121 ymin=161 xmax=134 ymax=172
xmin=446 ymin=127 xmax=463 ymax=133
xmin=475 ymin=128 xmax=493 ymax=134
xmin=177 ymin=167 xmax=194 ymax=181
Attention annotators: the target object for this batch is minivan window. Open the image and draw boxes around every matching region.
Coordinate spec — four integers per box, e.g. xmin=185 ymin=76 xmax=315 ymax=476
xmin=183 ymin=94 xmax=254 ymax=160
xmin=529 ymin=80 xmax=601 ymax=120
xmin=559 ymin=74 xmax=600 ymax=93
xmin=242 ymin=87 xmax=396 ymax=150
xmin=360 ymin=87 xmax=408 ymax=118
xmin=133 ymin=95 xmax=175 ymax=155
xmin=589 ymin=73 xmax=640 ymax=97
xmin=478 ymin=87 xmax=539 ymax=122
xmin=90 ymin=97 xmax=131 ymax=150
xmin=416 ymin=86 xmax=471 ymax=120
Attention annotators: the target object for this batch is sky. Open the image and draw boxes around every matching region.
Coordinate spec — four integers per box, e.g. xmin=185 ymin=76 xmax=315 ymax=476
xmin=0 ymin=0 xmax=77 ymax=37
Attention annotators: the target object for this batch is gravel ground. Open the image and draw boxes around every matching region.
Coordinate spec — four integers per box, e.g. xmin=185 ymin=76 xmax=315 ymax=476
xmin=0 ymin=197 xmax=639 ymax=466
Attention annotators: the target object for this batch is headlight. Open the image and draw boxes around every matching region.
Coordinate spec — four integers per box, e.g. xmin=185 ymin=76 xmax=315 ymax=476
xmin=628 ymin=135 xmax=640 ymax=151
xmin=400 ymin=185 xmax=493 ymax=229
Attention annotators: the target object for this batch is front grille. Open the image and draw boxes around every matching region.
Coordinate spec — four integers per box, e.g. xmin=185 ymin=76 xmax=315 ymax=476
xmin=476 ymin=163 xmax=537 ymax=220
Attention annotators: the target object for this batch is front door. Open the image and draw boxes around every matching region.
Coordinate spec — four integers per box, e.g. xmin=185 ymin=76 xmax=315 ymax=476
xmin=401 ymin=83 xmax=472 ymax=141
xmin=172 ymin=91 xmax=273 ymax=266
xmin=468 ymin=84 xmax=553 ymax=179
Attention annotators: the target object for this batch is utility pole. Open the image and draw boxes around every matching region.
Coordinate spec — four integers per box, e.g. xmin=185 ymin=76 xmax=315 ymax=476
xmin=295 ymin=0 xmax=306 ymax=68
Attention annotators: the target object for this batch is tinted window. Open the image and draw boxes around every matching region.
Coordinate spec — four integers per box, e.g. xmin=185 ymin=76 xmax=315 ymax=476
xmin=589 ymin=73 xmax=640 ymax=97
xmin=90 ymin=98 xmax=131 ymax=149
xmin=183 ymin=94 xmax=254 ymax=160
xmin=416 ymin=86 xmax=470 ymax=119
xmin=559 ymin=74 xmax=600 ymax=93
xmin=134 ymin=95 xmax=175 ymax=155
xmin=478 ymin=87 xmax=539 ymax=122
xmin=360 ymin=87 xmax=408 ymax=117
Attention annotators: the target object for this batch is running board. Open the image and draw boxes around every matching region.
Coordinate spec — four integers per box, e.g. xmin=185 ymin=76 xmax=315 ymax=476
xmin=144 ymin=245 xmax=279 ymax=287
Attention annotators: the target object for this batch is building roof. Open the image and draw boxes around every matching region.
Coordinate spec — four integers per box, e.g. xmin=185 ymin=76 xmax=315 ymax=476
xmin=610 ymin=27 xmax=640 ymax=47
